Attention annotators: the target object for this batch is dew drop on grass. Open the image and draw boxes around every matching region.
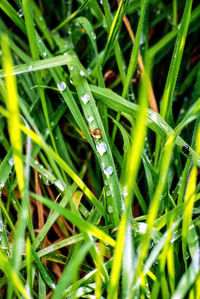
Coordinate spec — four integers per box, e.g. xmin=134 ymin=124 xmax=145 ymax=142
xmin=81 ymin=93 xmax=90 ymax=104
xmin=122 ymin=186 xmax=128 ymax=198
xmin=28 ymin=65 xmax=33 ymax=71
xmin=18 ymin=9 xmax=23 ymax=17
xmin=39 ymin=16 xmax=43 ymax=21
xmin=45 ymin=128 xmax=50 ymax=135
xmin=91 ymin=32 xmax=96 ymax=40
xmin=43 ymin=51 xmax=47 ymax=57
xmin=108 ymin=205 xmax=113 ymax=213
xmin=34 ymin=160 xmax=39 ymax=165
xmin=106 ymin=189 xmax=111 ymax=196
xmin=54 ymin=180 xmax=65 ymax=192
xmin=50 ymin=283 xmax=56 ymax=289
xmin=87 ymin=116 xmax=94 ymax=123
xmin=0 ymin=219 xmax=4 ymax=232
xmin=0 ymin=182 xmax=4 ymax=188
xmin=80 ymin=70 xmax=85 ymax=77
xmin=40 ymin=165 xmax=44 ymax=169
xmin=9 ymin=157 xmax=14 ymax=166
xmin=57 ymin=81 xmax=66 ymax=92
xmin=103 ymin=166 xmax=113 ymax=178
xmin=64 ymin=52 xmax=68 ymax=56
xmin=69 ymin=66 xmax=74 ymax=71
xmin=96 ymin=142 xmax=107 ymax=156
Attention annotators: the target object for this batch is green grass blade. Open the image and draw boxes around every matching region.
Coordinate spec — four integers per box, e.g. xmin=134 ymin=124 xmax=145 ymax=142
xmin=160 ymin=0 xmax=193 ymax=122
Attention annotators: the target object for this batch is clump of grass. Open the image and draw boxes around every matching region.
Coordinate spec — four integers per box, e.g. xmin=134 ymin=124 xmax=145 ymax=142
xmin=0 ymin=0 xmax=200 ymax=298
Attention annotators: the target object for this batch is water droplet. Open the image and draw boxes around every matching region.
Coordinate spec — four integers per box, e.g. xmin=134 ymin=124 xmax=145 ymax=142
xmin=9 ymin=157 xmax=14 ymax=166
xmin=0 ymin=182 xmax=4 ymax=188
xmin=87 ymin=116 xmax=94 ymax=123
xmin=0 ymin=220 xmax=4 ymax=232
xmin=103 ymin=166 xmax=113 ymax=178
xmin=39 ymin=174 xmax=42 ymax=179
xmin=106 ymin=190 xmax=111 ymax=196
xmin=91 ymin=32 xmax=96 ymax=40
xmin=28 ymin=65 xmax=33 ymax=71
xmin=68 ymin=30 xmax=71 ymax=34
xmin=96 ymin=142 xmax=107 ymax=156
xmin=34 ymin=160 xmax=39 ymax=165
xmin=39 ymin=16 xmax=43 ymax=21
xmin=64 ymin=52 xmax=68 ymax=56
xmin=51 ymin=283 xmax=56 ymax=289
xmin=122 ymin=186 xmax=128 ymax=198
xmin=81 ymin=93 xmax=90 ymax=104
xmin=108 ymin=205 xmax=113 ymax=213
xmin=40 ymin=165 xmax=44 ymax=169
xmin=69 ymin=66 xmax=74 ymax=71
xmin=54 ymin=180 xmax=65 ymax=192
xmin=51 ymin=121 xmax=54 ymax=127
xmin=80 ymin=70 xmax=85 ymax=77
xmin=38 ymin=39 xmax=42 ymax=43
xmin=100 ymin=0 xmax=103 ymax=5
xmin=18 ymin=9 xmax=23 ymax=17
xmin=57 ymin=82 xmax=66 ymax=92
xmin=43 ymin=51 xmax=47 ymax=57
xmin=45 ymin=128 xmax=50 ymax=135
xmin=0 ymin=50 xmax=2 ymax=56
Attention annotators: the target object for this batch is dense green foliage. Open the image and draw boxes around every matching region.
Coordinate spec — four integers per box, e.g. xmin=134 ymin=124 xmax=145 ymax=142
xmin=0 ymin=0 xmax=200 ymax=298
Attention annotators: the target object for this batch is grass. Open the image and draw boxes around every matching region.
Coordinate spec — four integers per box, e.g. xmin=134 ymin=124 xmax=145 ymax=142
xmin=0 ymin=0 xmax=200 ymax=298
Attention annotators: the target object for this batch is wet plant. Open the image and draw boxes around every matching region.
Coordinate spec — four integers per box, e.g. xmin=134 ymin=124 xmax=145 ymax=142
xmin=0 ymin=0 xmax=200 ymax=298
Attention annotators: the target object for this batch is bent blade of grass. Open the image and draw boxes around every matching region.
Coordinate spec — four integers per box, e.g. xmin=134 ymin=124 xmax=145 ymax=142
xmin=90 ymin=85 xmax=200 ymax=167
xmin=0 ymin=55 xmax=74 ymax=77
xmin=160 ymin=0 xmax=193 ymax=122
xmin=30 ymin=192 xmax=116 ymax=247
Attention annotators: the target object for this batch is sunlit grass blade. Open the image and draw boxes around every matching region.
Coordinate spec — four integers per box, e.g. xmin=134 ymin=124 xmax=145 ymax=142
xmin=1 ymin=34 xmax=24 ymax=196
xmin=0 ymin=248 xmax=30 ymax=299
xmin=182 ymin=124 xmax=200 ymax=267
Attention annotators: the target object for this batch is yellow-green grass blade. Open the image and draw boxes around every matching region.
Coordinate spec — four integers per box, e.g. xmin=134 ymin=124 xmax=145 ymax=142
xmin=107 ymin=56 xmax=149 ymax=299
xmin=1 ymin=34 xmax=24 ymax=196
xmin=0 ymin=248 xmax=30 ymax=299
xmin=182 ymin=124 xmax=200 ymax=267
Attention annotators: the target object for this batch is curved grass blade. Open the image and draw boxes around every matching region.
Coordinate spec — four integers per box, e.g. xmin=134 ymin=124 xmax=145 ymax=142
xmin=0 ymin=55 xmax=74 ymax=77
